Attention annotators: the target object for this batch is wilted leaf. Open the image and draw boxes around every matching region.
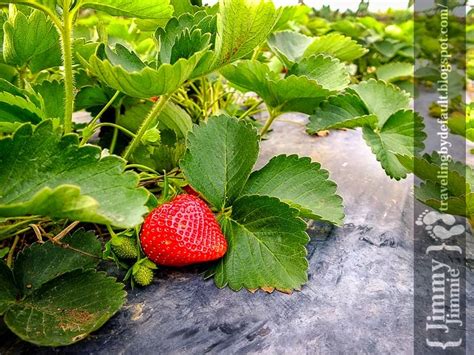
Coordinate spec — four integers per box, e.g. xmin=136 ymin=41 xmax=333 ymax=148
xmin=4 ymin=270 xmax=126 ymax=347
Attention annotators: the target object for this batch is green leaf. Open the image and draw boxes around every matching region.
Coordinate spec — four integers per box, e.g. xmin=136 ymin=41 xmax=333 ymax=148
xmin=141 ymin=128 xmax=161 ymax=146
xmin=213 ymin=195 xmax=309 ymax=292
xmin=373 ymin=39 xmax=407 ymax=59
xmin=117 ymin=101 xmax=154 ymax=133
xmin=303 ymin=33 xmax=368 ymax=62
xmin=306 ymin=80 xmax=423 ymax=179
xmin=267 ymin=30 xmax=313 ymax=67
xmin=75 ymin=86 xmax=110 ymax=111
xmin=415 ymin=181 xmax=473 ymax=217
xmin=398 ymin=153 xmax=472 ymax=199
xmin=155 ymin=12 xmax=213 ymax=65
xmin=0 ymin=91 xmax=44 ymax=129
xmin=103 ymin=43 xmax=146 ymax=71
xmin=241 ymin=155 xmax=344 ymax=225
xmin=288 ymin=54 xmax=350 ymax=91
xmin=270 ymin=76 xmax=332 ymax=114
xmin=221 ymin=60 xmax=331 ymax=114
xmin=221 ymin=60 xmax=275 ymax=98
xmin=0 ymin=77 xmax=32 ymax=98
xmin=349 ymin=79 xmax=411 ymax=127
xmin=213 ymin=0 xmax=279 ymax=66
xmin=170 ymin=0 xmax=199 ymax=16
xmin=73 ymin=38 xmax=99 ymax=65
xmin=0 ymin=63 xmax=17 ymax=83
xmin=118 ymin=100 xmax=192 ymax=139
xmin=0 ymin=262 xmax=17 ymax=315
xmin=0 ymin=247 xmax=9 ymax=258
xmin=272 ymin=5 xmax=303 ymax=31
xmin=33 ymin=80 xmax=65 ymax=120
xmin=170 ymin=29 xmax=211 ymax=65
xmin=398 ymin=153 xmax=473 ymax=218
xmin=307 ymin=93 xmax=377 ymax=133
xmin=376 ymin=62 xmax=413 ymax=82
xmin=86 ymin=44 xmax=206 ymax=98
xmin=0 ymin=120 xmax=149 ymax=228
xmin=80 ymin=0 xmax=173 ymax=19
xmin=157 ymin=101 xmax=193 ymax=138
xmin=132 ymin=141 xmax=186 ymax=172
xmin=1 ymin=1 xmax=57 ymax=10
xmin=28 ymin=43 xmax=62 ymax=73
xmin=268 ymin=31 xmax=367 ymax=64
xmin=4 ymin=270 xmax=126 ymax=347
xmin=190 ymin=0 xmax=280 ymax=77
xmin=3 ymin=9 xmax=59 ymax=67
xmin=181 ymin=115 xmax=259 ymax=209
xmin=363 ymin=110 xmax=426 ymax=180
xmin=13 ymin=229 xmax=102 ymax=295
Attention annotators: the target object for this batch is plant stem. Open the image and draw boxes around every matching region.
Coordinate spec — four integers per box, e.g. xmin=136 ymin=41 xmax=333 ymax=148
xmin=17 ymin=66 xmax=27 ymax=89
xmin=60 ymin=6 xmax=75 ymax=133
xmin=94 ymin=123 xmax=136 ymax=138
xmin=84 ymin=91 xmax=120 ymax=131
xmin=110 ymin=126 xmax=119 ymax=154
xmin=109 ymin=106 xmax=121 ymax=154
xmin=1 ymin=227 xmax=31 ymax=242
xmin=259 ymin=108 xmax=280 ymax=139
xmin=106 ymin=224 xmax=117 ymax=238
xmin=80 ymin=90 xmax=122 ymax=145
xmin=126 ymin=164 xmax=160 ymax=175
xmin=6 ymin=235 xmax=20 ymax=268
xmin=123 ymin=94 xmax=171 ymax=160
xmin=239 ymin=99 xmax=264 ymax=120
xmin=251 ymin=46 xmax=261 ymax=60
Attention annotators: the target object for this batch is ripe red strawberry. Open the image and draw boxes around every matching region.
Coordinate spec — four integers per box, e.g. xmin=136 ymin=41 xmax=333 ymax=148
xmin=140 ymin=194 xmax=227 ymax=267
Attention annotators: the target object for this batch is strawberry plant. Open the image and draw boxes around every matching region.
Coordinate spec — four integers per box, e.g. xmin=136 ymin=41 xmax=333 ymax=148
xmin=0 ymin=0 xmax=428 ymax=348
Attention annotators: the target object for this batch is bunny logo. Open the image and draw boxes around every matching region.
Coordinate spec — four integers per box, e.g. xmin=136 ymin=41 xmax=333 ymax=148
xmin=416 ymin=210 xmax=465 ymax=241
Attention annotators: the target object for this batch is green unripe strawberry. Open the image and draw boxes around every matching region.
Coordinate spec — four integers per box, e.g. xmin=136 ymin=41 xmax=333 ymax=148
xmin=133 ymin=265 xmax=154 ymax=286
xmin=111 ymin=236 xmax=138 ymax=259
